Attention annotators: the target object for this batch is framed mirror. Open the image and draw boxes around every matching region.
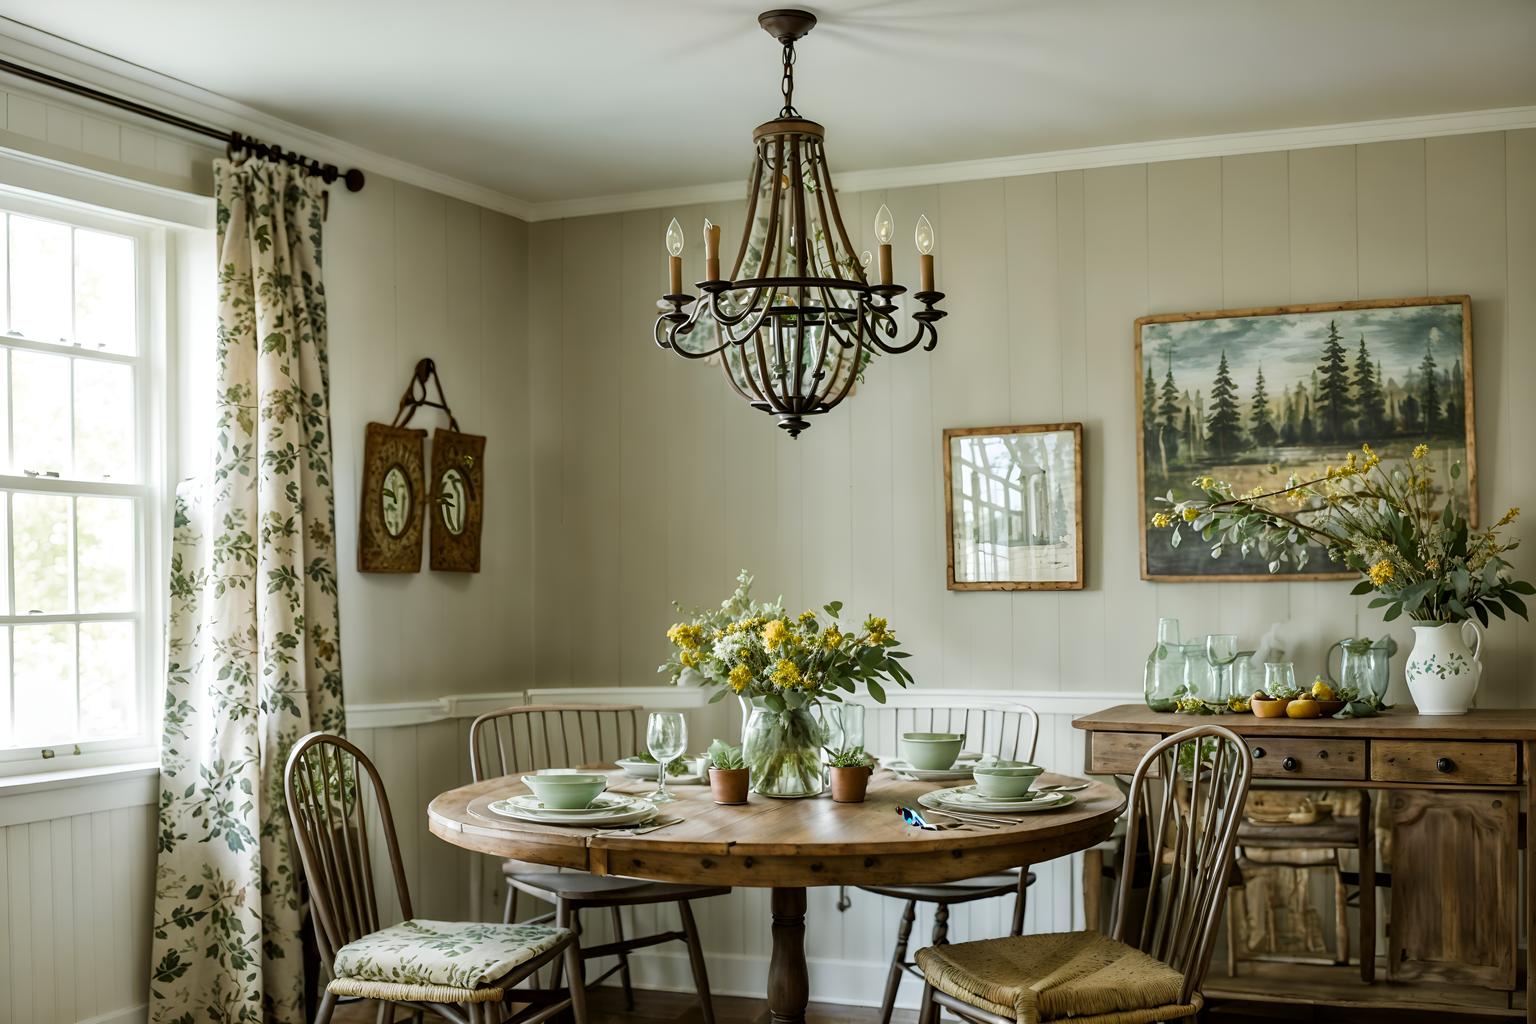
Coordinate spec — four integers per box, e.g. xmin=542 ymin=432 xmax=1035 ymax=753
xmin=943 ymin=423 xmax=1084 ymax=591
xmin=359 ymin=422 xmax=427 ymax=572
xmin=429 ymin=427 xmax=485 ymax=572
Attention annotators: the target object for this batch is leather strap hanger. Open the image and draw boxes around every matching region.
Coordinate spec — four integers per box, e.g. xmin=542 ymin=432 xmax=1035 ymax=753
xmin=391 ymin=358 xmax=460 ymax=432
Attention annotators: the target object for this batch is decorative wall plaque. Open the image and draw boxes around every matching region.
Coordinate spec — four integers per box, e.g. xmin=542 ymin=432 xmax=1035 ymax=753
xmin=358 ymin=422 xmax=427 ymax=573
xmin=429 ymin=427 xmax=485 ymax=572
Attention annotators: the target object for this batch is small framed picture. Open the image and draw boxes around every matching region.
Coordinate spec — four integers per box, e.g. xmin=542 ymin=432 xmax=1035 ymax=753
xmin=943 ymin=423 xmax=1085 ymax=591
xmin=358 ymin=422 xmax=427 ymax=573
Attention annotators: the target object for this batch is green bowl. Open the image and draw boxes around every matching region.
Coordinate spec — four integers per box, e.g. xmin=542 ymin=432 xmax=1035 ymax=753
xmin=972 ymin=761 xmax=1043 ymax=798
xmin=521 ymin=773 xmax=607 ymax=809
xmin=900 ymin=732 xmax=965 ymax=771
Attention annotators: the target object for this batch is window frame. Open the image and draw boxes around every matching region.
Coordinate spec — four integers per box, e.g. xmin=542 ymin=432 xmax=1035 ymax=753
xmin=0 ymin=187 xmax=169 ymax=777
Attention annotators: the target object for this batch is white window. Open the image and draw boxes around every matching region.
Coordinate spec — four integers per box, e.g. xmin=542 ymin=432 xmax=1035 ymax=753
xmin=0 ymin=190 xmax=165 ymax=774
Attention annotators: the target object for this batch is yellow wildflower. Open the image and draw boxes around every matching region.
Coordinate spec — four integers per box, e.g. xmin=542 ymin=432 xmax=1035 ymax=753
xmin=1497 ymin=507 xmax=1521 ymax=527
xmin=864 ymin=616 xmax=892 ymax=646
xmin=770 ymin=659 xmax=802 ymax=689
xmin=1426 ymin=558 xmax=1441 ymax=574
xmin=761 ymin=618 xmax=791 ymax=651
xmin=666 ymin=623 xmax=704 ymax=650
xmin=798 ymin=610 xmax=818 ymax=629
xmin=821 ymin=626 xmax=844 ymax=649
xmin=680 ymin=650 xmax=699 ymax=669
xmin=1368 ymin=559 xmax=1396 ymax=586
xmin=1181 ymin=506 xmax=1199 ymax=523
xmin=1194 ymin=475 xmax=1215 ymax=489
xmin=728 ymin=664 xmax=753 ymax=693
xmin=1412 ymin=443 xmax=1429 ymax=460
xmin=1151 ymin=512 xmax=1173 ymax=529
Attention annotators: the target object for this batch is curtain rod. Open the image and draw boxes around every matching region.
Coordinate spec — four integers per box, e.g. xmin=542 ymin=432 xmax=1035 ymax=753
xmin=0 ymin=57 xmax=365 ymax=192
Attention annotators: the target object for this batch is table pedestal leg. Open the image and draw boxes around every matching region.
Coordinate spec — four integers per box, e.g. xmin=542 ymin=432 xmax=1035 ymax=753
xmin=769 ymin=886 xmax=809 ymax=1024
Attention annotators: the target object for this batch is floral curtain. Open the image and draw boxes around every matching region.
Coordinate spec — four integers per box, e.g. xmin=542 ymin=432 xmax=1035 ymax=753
xmin=149 ymin=158 xmax=345 ymax=1024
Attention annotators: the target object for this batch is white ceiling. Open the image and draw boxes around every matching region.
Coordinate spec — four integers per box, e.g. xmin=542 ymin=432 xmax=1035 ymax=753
xmin=4 ymin=0 xmax=1535 ymax=205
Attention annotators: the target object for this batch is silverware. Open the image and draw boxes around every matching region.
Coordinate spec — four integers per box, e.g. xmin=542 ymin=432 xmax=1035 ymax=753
xmin=1036 ymin=782 xmax=1092 ymax=794
xmin=905 ymin=805 xmax=1007 ymax=829
xmin=606 ymin=816 xmax=684 ymax=836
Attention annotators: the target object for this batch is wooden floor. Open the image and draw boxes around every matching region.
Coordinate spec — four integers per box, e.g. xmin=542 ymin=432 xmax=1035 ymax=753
xmin=332 ymin=981 xmax=1516 ymax=1023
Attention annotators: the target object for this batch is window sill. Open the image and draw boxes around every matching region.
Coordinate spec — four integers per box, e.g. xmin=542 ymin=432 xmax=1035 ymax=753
xmin=0 ymin=760 xmax=160 ymax=826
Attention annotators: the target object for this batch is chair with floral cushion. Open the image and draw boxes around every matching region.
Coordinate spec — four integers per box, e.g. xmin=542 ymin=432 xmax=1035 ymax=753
xmin=913 ymin=724 xmax=1252 ymax=1024
xmin=469 ymin=704 xmax=726 ymax=1022
xmin=284 ymin=731 xmax=587 ymax=1024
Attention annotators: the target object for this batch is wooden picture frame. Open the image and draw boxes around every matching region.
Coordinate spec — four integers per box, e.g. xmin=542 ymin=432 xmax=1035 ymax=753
xmin=943 ymin=423 xmax=1085 ymax=591
xmin=1135 ymin=295 xmax=1475 ymax=582
xmin=428 ymin=427 xmax=486 ymax=573
xmin=358 ymin=422 xmax=427 ymax=573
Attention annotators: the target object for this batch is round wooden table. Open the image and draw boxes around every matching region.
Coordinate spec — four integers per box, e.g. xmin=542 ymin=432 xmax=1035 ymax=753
xmin=429 ymin=768 xmax=1125 ymax=1024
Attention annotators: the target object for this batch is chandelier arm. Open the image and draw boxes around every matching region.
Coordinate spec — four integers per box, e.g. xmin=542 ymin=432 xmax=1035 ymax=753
xmin=819 ymin=305 xmax=868 ymax=412
xmin=705 ymin=285 xmax=771 ymax=329
xmin=869 ymin=314 xmax=940 ymax=355
xmin=655 ymin=300 xmax=746 ymax=361
xmin=731 ymin=155 xmax=765 ymax=281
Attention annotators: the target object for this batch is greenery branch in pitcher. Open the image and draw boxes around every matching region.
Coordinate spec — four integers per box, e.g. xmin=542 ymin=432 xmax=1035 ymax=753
xmin=660 ymin=571 xmax=913 ymax=796
xmin=1152 ymin=443 xmax=1531 ymax=714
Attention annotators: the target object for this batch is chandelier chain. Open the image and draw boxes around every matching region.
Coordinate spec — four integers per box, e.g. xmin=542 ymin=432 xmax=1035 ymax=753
xmin=780 ymin=42 xmax=798 ymax=117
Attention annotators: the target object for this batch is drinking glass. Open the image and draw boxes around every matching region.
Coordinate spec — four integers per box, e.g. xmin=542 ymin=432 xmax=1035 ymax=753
xmin=1263 ymin=662 xmax=1297 ymax=694
xmin=1206 ymin=634 xmax=1239 ymax=699
xmin=646 ymin=711 xmax=687 ymax=804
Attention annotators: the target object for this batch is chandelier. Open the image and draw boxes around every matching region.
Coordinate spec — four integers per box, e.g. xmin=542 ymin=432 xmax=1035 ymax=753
xmin=654 ymin=8 xmax=946 ymax=438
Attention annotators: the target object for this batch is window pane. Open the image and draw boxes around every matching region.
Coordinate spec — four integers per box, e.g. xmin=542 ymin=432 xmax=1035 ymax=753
xmin=79 ymin=620 xmax=134 ymax=740
xmin=77 ymin=496 xmax=134 ymax=612
xmin=74 ymin=229 xmax=136 ymax=354
xmin=13 ymin=622 xmax=75 ymax=746
xmin=73 ymin=360 xmax=136 ymax=482
xmin=9 ymin=215 xmax=71 ymax=343
xmin=13 ymin=492 xmax=71 ymax=614
xmin=0 ymin=627 xmax=9 ymax=747
xmin=12 ymin=349 xmax=71 ymax=476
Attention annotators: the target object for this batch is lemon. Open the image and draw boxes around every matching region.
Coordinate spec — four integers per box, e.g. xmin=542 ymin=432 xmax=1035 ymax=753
xmin=1286 ymin=697 xmax=1322 ymax=719
xmin=1311 ymin=680 xmax=1336 ymax=700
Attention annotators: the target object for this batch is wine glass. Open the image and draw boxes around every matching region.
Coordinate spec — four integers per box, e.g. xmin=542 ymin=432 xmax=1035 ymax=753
xmin=1264 ymin=661 xmax=1297 ymax=694
xmin=646 ymin=711 xmax=687 ymax=804
xmin=1206 ymin=634 xmax=1239 ymax=699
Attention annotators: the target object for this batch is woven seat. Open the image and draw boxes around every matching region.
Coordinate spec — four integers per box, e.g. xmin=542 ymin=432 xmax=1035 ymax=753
xmin=915 ymin=931 xmax=1201 ymax=1024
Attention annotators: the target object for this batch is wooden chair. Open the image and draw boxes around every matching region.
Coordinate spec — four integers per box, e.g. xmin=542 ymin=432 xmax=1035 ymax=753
xmin=468 ymin=704 xmax=727 ymax=1022
xmin=914 ymin=724 xmax=1253 ymax=1024
xmin=854 ymin=700 xmax=1041 ymax=1024
xmin=284 ymin=731 xmax=586 ymax=1024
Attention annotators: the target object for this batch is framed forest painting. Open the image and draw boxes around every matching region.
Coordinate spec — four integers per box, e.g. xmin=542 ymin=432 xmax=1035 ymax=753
xmin=1136 ymin=296 xmax=1475 ymax=581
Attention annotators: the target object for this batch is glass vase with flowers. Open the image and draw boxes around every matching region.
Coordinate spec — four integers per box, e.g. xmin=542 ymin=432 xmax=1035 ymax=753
xmin=660 ymin=571 xmax=914 ymax=796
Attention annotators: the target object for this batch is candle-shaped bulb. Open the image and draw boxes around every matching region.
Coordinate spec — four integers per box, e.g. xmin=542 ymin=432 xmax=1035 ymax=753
xmin=860 ymin=250 xmax=873 ymax=269
xmin=702 ymin=217 xmax=713 ymax=243
xmin=665 ymin=217 xmax=685 ymax=257
xmin=914 ymin=214 xmax=935 ymax=255
xmin=873 ymin=204 xmax=895 ymax=245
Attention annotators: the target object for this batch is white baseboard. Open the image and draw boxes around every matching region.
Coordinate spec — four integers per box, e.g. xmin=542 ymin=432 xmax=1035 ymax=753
xmin=602 ymin=948 xmax=928 ymax=1009
xmin=77 ymin=1005 xmax=147 ymax=1024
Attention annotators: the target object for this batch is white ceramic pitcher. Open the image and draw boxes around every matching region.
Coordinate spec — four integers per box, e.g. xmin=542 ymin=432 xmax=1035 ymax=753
xmin=1403 ymin=621 xmax=1483 ymax=715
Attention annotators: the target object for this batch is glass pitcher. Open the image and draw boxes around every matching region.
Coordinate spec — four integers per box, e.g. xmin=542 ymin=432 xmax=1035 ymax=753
xmin=1326 ymin=636 xmax=1399 ymax=704
xmin=1143 ymin=618 xmax=1185 ymax=711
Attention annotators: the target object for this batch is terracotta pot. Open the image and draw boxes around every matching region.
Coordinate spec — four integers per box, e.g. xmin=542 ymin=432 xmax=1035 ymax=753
xmin=708 ymin=767 xmax=750 ymax=805
xmin=829 ymin=765 xmax=872 ymax=803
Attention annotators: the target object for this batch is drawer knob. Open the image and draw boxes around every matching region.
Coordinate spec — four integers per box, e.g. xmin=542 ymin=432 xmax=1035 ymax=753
xmin=1252 ymin=747 xmax=1266 ymax=759
xmin=1282 ymin=756 xmax=1299 ymax=773
xmin=1436 ymin=756 xmax=1456 ymax=774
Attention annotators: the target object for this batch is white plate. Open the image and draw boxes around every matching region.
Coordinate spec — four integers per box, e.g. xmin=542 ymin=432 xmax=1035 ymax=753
xmin=505 ymin=792 xmax=637 ymax=816
xmin=615 ymin=757 xmax=706 ymax=784
xmin=920 ymin=788 xmax=1076 ymax=815
xmin=884 ymin=753 xmax=985 ymax=781
xmin=488 ymin=795 xmax=658 ymax=827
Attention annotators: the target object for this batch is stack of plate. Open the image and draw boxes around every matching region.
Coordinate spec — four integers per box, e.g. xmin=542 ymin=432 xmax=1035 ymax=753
xmin=488 ymin=792 xmax=658 ymax=827
xmin=918 ymin=785 xmax=1075 ymax=814
xmin=883 ymin=750 xmax=984 ymax=781
xmin=615 ymin=756 xmax=706 ymax=784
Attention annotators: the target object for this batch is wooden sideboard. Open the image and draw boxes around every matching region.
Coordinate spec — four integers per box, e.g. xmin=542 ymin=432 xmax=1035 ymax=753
xmin=1074 ymin=705 xmax=1536 ymax=1020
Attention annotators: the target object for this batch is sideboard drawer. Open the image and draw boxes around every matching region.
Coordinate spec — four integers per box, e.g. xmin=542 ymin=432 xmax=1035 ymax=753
xmin=1087 ymin=731 xmax=1159 ymax=774
xmin=1372 ymin=740 xmax=1518 ymax=785
xmin=1247 ymin=737 xmax=1366 ymax=780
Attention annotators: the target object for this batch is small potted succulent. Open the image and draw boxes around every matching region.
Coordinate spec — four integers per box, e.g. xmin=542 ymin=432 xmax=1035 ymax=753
xmin=707 ymin=739 xmax=750 ymax=805
xmin=826 ymin=746 xmax=874 ymax=803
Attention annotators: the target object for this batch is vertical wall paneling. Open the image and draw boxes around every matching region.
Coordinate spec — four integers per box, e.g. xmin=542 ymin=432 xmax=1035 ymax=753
xmin=1506 ymin=129 xmax=1536 ymax=705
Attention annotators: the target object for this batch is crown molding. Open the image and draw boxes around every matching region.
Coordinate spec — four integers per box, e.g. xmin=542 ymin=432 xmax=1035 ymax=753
xmin=0 ymin=19 xmax=538 ymax=221
xmin=527 ymin=104 xmax=1536 ymax=221
xmin=2 ymin=18 xmax=1532 ymax=227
